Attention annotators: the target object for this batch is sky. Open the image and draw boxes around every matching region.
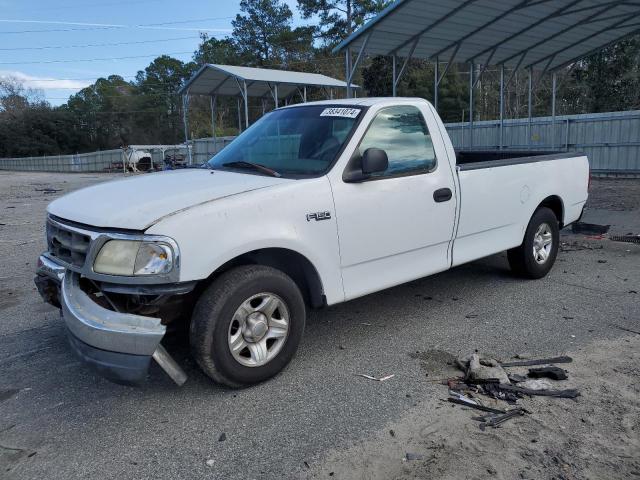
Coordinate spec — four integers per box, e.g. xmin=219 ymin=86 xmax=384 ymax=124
xmin=0 ymin=0 xmax=303 ymax=106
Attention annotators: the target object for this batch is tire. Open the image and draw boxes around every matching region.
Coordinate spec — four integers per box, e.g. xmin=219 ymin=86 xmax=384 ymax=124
xmin=507 ymin=207 xmax=560 ymax=279
xmin=190 ymin=265 xmax=306 ymax=388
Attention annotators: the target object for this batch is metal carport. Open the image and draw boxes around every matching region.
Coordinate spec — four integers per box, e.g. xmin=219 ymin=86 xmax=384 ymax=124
xmin=333 ymin=0 xmax=640 ymax=149
xmin=178 ymin=64 xmax=358 ymax=161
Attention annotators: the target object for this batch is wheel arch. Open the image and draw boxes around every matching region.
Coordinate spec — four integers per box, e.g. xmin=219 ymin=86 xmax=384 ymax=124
xmin=202 ymin=248 xmax=326 ymax=309
xmin=537 ymin=195 xmax=565 ymax=228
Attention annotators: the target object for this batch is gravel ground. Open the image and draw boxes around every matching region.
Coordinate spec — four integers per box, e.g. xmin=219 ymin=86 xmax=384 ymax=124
xmin=0 ymin=171 xmax=638 ymax=480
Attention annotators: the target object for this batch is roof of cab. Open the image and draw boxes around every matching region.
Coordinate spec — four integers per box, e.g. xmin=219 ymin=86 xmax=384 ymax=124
xmin=283 ymin=97 xmax=432 ymax=108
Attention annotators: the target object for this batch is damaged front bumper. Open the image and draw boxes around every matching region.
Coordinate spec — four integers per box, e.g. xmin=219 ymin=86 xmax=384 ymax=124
xmin=35 ymin=255 xmax=187 ymax=386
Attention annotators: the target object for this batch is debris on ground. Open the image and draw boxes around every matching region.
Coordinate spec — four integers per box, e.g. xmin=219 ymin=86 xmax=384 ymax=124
xmin=500 ymin=355 xmax=572 ymax=367
xmin=404 ymin=453 xmax=424 ymax=461
xmin=571 ymin=222 xmax=610 ymax=235
xmin=473 ymin=408 xmax=527 ymax=430
xmin=495 ymin=383 xmax=580 ymax=398
xmin=609 ymin=234 xmax=640 ymax=244
xmin=527 ymin=366 xmax=568 ymax=380
xmin=356 ymin=374 xmax=395 ymax=382
xmin=445 ymin=353 xmax=580 ymax=430
xmin=520 ymin=378 xmax=554 ymax=391
xmin=34 ymin=187 xmax=62 ymax=194
xmin=447 ymin=391 xmax=506 ymax=412
xmin=456 ymin=353 xmax=510 ymax=384
xmin=609 ymin=323 xmax=640 ymax=335
xmin=560 ymin=241 xmax=604 ymax=252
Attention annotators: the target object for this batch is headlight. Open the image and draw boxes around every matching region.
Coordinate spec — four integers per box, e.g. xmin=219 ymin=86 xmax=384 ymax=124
xmin=94 ymin=240 xmax=174 ymax=276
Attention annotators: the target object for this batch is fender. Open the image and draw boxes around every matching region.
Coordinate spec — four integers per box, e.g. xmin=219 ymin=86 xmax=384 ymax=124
xmin=145 ymin=176 xmax=346 ymax=305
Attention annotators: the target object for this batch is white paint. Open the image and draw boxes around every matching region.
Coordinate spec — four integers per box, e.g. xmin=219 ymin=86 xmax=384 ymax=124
xmin=47 ymin=97 xmax=589 ymax=307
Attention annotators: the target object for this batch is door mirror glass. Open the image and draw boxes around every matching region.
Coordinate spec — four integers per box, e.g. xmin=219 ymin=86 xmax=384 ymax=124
xmin=362 ymin=148 xmax=388 ymax=175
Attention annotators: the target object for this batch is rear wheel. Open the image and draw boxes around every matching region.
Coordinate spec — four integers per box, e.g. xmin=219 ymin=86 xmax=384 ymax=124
xmin=190 ymin=265 xmax=306 ymax=388
xmin=507 ymin=207 xmax=559 ymax=279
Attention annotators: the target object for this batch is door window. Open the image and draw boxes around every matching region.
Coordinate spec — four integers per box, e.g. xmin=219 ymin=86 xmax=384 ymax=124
xmin=358 ymin=105 xmax=436 ymax=177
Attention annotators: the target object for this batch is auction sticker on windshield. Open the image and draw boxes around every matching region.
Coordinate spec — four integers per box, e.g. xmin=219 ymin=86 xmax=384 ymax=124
xmin=320 ymin=108 xmax=361 ymax=118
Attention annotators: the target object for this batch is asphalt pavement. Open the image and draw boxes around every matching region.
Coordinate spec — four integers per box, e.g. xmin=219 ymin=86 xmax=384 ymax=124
xmin=0 ymin=172 xmax=638 ymax=479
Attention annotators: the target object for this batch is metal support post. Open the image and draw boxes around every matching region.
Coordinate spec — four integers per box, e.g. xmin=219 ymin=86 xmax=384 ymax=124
xmin=237 ymin=97 xmax=242 ymax=133
xmin=499 ymin=64 xmax=505 ymax=151
xmin=303 ymin=86 xmax=307 ymax=102
xmin=243 ymin=80 xmax=249 ymax=129
xmin=434 ymin=58 xmax=439 ymax=111
xmin=182 ymin=94 xmax=192 ymax=164
xmin=211 ymin=95 xmax=217 ymax=153
xmin=528 ymin=69 xmax=532 ymax=150
xmin=345 ymin=50 xmax=352 ymax=98
xmin=551 ymin=72 xmax=557 ymax=150
xmin=468 ymin=62 xmax=474 ymax=148
xmin=392 ymin=54 xmax=397 ymax=97
xmin=346 ymin=34 xmax=371 ymax=99
xmin=214 ymin=95 xmax=216 ymax=138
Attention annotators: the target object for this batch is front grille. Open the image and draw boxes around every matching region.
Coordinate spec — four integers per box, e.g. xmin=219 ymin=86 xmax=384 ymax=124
xmin=47 ymin=220 xmax=92 ymax=268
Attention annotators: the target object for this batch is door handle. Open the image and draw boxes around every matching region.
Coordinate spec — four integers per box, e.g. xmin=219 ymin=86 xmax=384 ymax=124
xmin=433 ymin=187 xmax=453 ymax=203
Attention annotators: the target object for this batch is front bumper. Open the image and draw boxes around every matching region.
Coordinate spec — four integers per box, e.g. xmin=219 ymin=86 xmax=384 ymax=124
xmin=35 ymin=255 xmax=186 ymax=385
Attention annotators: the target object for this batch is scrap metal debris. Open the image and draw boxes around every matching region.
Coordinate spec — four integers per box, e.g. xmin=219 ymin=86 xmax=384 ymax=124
xmin=609 ymin=323 xmax=640 ymax=336
xmin=560 ymin=241 xmax=604 ymax=252
xmin=528 ymin=366 xmax=568 ymax=380
xmin=500 ymin=355 xmax=572 ymax=367
xmin=444 ymin=353 xmax=580 ymax=430
xmin=495 ymin=383 xmax=580 ymax=399
xmin=610 ymin=234 xmax=640 ymax=245
xmin=34 ymin=188 xmax=62 ymax=194
xmin=473 ymin=408 xmax=527 ymax=430
xmin=355 ymin=374 xmax=394 ymax=382
xmin=447 ymin=392 xmax=506 ymax=414
xmin=404 ymin=453 xmax=424 ymax=461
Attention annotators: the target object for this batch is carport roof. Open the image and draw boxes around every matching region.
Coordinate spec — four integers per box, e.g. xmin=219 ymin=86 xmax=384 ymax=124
xmin=333 ymin=0 xmax=640 ymax=71
xmin=179 ymin=64 xmax=357 ymax=97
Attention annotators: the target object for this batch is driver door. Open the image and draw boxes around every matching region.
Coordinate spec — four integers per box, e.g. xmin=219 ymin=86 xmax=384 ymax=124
xmin=330 ymin=104 xmax=457 ymax=300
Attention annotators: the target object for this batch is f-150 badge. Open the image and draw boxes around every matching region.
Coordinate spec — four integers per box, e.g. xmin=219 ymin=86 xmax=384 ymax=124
xmin=306 ymin=211 xmax=332 ymax=222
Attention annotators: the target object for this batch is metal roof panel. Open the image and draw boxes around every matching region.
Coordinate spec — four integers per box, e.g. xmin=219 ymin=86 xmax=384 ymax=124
xmin=334 ymin=0 xmax=640 ymax=70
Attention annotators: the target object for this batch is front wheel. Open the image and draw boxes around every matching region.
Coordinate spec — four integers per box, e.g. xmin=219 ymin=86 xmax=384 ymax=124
xmin=190 ymin=265 xmax=306 ymax=388
xmin=507 ymin=207 xmax=560 ymax=279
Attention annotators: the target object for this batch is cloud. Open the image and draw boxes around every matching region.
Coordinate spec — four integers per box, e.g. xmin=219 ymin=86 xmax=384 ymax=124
xmin=0 ymin=70 xmax=92 ymax=90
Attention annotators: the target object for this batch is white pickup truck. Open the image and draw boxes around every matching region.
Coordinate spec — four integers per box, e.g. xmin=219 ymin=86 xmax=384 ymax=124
xmin=35 ymin=98 xmax=589 ymax=387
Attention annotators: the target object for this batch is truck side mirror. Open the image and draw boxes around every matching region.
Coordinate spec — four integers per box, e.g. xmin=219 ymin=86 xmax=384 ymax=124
xmin=361 ymin=148 xmax=388 ymax=175
xmin=343 ymin=148 xmax=389 ymax=183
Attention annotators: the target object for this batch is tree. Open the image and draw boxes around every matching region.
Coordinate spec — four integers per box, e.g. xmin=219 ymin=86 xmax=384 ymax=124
xmin=0 ymin=76 xmax=44 ymax=113
xmin=232 ymin=0 xmax=295 ymax=66
xmin=193 ymin=34 xmax=245 ymax=66
xmin=297 ymin=0 xmax=388 ymax=46
xmin=562 ymin=37 xmax=640 ymax=114
xmin=134 ymin=55 xmax=195 ymax=144
xmin=66 ymin=75 xmax=137 ymax=149
xmin=0 ymin=77 xmax=80 ymax=157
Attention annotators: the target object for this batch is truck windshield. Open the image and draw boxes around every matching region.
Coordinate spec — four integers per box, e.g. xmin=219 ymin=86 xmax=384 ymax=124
xmin=207 ymin=105 xmax=364 ymax=177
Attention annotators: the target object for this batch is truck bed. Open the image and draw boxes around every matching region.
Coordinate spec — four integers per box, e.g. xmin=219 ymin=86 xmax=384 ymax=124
xmin=455 ymin=150 xmax=582 ymax=171
xmin=451 ymin=149 xmax=589 ymax=268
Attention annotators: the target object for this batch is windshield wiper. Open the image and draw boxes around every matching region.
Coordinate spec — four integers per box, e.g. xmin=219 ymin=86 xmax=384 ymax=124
xmin=221 ymin=161 xmax=281 ymax=178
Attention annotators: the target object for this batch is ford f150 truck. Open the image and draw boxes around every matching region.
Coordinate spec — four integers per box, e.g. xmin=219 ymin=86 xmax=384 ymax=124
xmin=35 ymin=98 xmax=589 ymax=387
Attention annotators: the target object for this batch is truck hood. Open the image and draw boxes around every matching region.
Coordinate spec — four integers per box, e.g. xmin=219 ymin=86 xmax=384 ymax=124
xmin=47 ymin=169 xmax=289 ymax=230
